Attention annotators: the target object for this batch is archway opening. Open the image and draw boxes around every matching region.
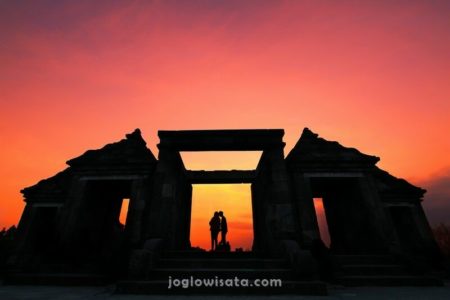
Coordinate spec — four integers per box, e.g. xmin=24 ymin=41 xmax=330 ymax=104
xmin=190 ymin=184 xmax=253 ymax=251
xmin=119 ymin=198 xmax=130 ymax=227
xmin=310 ymin=177 xmax=382 ymax=254
xmin=313 ymin=197 xmax=331 ymax=248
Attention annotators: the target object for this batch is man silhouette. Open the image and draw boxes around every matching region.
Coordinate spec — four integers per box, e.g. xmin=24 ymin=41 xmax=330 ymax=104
xmin=218 ymin=211 xmax=227 ymax=245
xmin=209 ymin=211 xmax=220 ymax=251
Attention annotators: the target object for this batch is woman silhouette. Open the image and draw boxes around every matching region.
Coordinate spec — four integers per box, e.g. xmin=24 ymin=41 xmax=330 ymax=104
xmin=218 ymin=211 xmax=227 ymax=244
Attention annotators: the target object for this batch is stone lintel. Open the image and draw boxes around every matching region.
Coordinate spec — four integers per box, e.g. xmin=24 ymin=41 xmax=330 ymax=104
xmin=186 ymin=170 xmax=256 ymax=184
xmin=383 ymin=202 xmax=416 ymax=207
xmin=31 ymin=203 xmax=64 ymax=207
xmin=158 ymin=129 xmax=285 ymax=151
xmin=303 ymin=172 xmax=364 ymax=178
xmin=79 ymin=175 xmax=147 ymax=181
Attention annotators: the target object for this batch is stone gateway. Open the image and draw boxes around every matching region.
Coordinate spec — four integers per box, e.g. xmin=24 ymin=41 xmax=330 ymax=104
xmin=6 ymin=128 xmax=444 ymax=294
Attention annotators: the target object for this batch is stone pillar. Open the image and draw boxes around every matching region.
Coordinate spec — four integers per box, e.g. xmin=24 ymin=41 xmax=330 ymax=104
xmin=290 ymin=173 xmax=321 ymax=248
xmin=256 ymin=146 xmax=298 ymax=254
xmin=144 ymin=148 xmax=190 ymax=251
xmin=357 ymin=174 xmax=393 ymax=253
xmin=58 ymin=176 xmax=88 ymax=253
xmin=126 ymin=177 xmax=151 ymax=246
xmin=321 ymin=191 xmax=346 ymax=252
xmin=181 ymin=183 xmax=193 ymax=249
xmin=251 ymin=163 xmax=271 ymax=252
xmin=410 ymin=203 xmax=442 ymax=260
xmin=11 ymin=204 xmax=38 ymax=266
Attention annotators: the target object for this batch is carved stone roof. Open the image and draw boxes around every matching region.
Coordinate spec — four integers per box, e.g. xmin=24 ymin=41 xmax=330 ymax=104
xmin=67 ymin=129 xmax=156 ymax=168
xmin=22 ymin=129 xmax=157 ymax=201
xmin=21 ymin=168 xmax=72 ymax=201
xmin=286 ymin=128 xmax=380 ymax=168
xmin=373 ymin=167 xmax=426 ymax=198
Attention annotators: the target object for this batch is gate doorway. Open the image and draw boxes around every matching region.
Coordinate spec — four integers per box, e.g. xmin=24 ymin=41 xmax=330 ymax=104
xmin=151 ymin=129 xmax=296 ymax=254
xmin=190 ymin=184 xmax=253 ymax=251
xmin=310 ymin=177 xmax=382 ymax=254
xmin=75 ymin=180 xmax=132 ymax=268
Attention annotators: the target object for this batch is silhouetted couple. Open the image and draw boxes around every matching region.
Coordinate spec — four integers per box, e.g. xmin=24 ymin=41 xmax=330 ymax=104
xmin=209 ymin=211 xmax=227 ymax=251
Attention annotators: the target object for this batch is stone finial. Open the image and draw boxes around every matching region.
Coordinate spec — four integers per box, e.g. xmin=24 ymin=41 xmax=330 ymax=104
xmin=126 ymin=128 xmax=142 ymax=140
xmin=301 ymin=127 xmax=319 ymax=139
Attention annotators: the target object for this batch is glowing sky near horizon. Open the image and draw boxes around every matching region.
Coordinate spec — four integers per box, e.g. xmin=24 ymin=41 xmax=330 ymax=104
xmin=191 ymin=184 xmax=253 ymax=251
xmin=1 ymin=1 xmax=450 ymax=245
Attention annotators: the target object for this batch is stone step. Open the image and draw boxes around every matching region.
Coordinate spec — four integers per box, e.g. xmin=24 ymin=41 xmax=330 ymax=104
xmin=116 ymin=279 xmax=328 ymax=295
xmin=158 ymin=258 xmax=288 ymax=269
xmin=162 ymin=251 xmax=266 ymax=259
xmin=337 ymin=264 xmax=408 ymax=276
xmin=148 ymin=268 xmax=296 ymax=280
xmin=333 ymin=255 xmax=396 ymax=265
xmin=30 ymin=263 xmax=104 ymax=274
xmin=4 ymin=273 xmax=111 ymax=286
xmin=335 ymin=275 xmax=443 ymax=286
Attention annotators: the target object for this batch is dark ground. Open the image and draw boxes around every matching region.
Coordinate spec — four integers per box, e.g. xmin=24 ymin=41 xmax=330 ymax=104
xmin=0 ymin=282 xmax=450 ymax=300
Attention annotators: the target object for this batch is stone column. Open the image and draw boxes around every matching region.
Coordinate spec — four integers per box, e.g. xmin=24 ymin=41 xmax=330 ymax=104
xmin=262 ymin=146 xmax=298 ymax=253
xmin=410 ymin=203 xmax=442 ymax=260
xmin=144 ymin=148 xmax=190 ymax=251
xmin=290 ymin=173 xmax=321 ymax=248
xmin=181 ymin=183 xmax=193 ymax=249
xmin=58 ymin=176 xmax=88 ymax=253
xmin=251 ymin=163 xmax=271 ymax=252
xmin=126 ymin=177 xmax=151 ymax=246
xmin=357 ymin=174 xmax=393 ymax=253
xmin=11 ymin=203 xmax=38 ymax=266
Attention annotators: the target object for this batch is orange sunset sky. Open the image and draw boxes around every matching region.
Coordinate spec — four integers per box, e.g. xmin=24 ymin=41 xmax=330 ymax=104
xmin=1 ymin=0 xmax=449 ymax=250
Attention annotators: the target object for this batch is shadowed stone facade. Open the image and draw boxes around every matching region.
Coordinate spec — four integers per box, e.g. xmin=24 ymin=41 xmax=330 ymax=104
xmin=6 ymin=128 xmax=444 ymax=291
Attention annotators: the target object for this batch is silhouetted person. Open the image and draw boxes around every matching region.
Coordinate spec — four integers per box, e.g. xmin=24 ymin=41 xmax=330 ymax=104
xmin=209 ymin=211 xmax=220 ymax=251
xmin=218 ymin=211 xmax=228 ymax=245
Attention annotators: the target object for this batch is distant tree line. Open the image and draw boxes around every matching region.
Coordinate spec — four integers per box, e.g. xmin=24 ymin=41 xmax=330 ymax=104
xmin=0 ymin=226 xmax=16 ymax=276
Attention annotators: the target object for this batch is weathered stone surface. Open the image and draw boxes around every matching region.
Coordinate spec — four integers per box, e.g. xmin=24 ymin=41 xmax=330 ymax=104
xmin=8 ymin=127 xmax=442 ymax=289
xmin=21 ymin=168 xmax=72 ymax=202
xmin=128 ymin=249 xmax=151 ymax=278
xmin=67 ymin=129 xmax=156 ymax=167
xmin=186 ymin=170 xmax=256 ymax=184
xmin=286 ymin=128 xmax=379 ymax=170
xmin=374 ymin=167 xmax=426 ymax=200
xmin=158 ymin=129 xmax=285 ymax=151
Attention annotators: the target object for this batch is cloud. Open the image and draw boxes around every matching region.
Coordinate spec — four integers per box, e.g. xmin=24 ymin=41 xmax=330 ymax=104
xmin=420 ymin=168 xmax=450 ymax=227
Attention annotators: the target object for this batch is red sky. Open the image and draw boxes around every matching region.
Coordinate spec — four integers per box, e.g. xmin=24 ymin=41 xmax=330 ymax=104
xmin=1 ymin=1 xmax=449 ymax=248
